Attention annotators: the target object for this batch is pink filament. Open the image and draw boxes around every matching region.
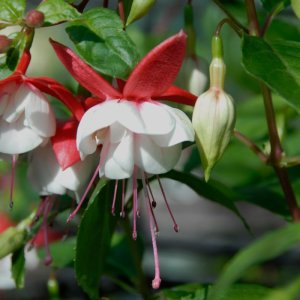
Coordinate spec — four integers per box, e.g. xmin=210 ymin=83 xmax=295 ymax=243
xmin=43 ymin=196 xmax=54 ymax=266
xmin=145 ymin=185 xmax=161 ymax=289
xmin=132 ymin=166 xmax=138 ymax=240
xmin=157 ymin=176 xmax=179 ymax=232
xmin=67 ymin=144 xmax=110 ymax=222
xmin=143 ymin=174 xmax=159 ymax=234
xmin=120 ymin=179 xmax=126 ymax=218
xmin=9 ymin=154 xmax=18 ymax=209
xmin=112 ymin=180 xmax=119 ymax=215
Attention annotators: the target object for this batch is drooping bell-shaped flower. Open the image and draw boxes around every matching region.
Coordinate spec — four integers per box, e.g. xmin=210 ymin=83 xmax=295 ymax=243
xmin=0 ymin=49 xmax=84 ymax=207
xmin=28 ymin=120 xmax=97 ymax=202
xmin=51 ymin=31 xmax=196 ymax=289
xmin=192 ymin=36 xmax=235 ymax=181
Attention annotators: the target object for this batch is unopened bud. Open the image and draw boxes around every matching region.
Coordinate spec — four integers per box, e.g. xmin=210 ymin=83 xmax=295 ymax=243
xmin=126 ymin=0 xmax=156 ymax=26
xmin=25 ymin=10 xmax=45 ymax=28
xmin=192 ymin=36 xmax=235 ymax=181
xmin=0 ymin=35 xmax=12 ymax=54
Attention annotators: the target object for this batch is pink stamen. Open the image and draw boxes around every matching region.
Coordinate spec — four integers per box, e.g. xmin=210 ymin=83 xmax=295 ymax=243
xmin=112 ymin=180 xmax=119 ymax=215
xmin=43 ymin=196 xmax=54 ymax=266
xmin=120 ymin=179 xmax=126 ymax=218
xmin=9 ymin=154 xmax=18 ymax=209
xmin=32 ymin=197 xmax=47 ymax=225
xmin=67 ymin=144 xmax=110 ymax=222
xmin=157 ymin=176 xmax=179 ymax=233
xmin=145 ymin=174 xmax=157 ymax=208
xmin=146 ymin=187 xmax=161 ymax=289
xmin=142 ymin=173 xmax=159 ymax=234
xmin=132 ymin=166 xmax=138 ymax=240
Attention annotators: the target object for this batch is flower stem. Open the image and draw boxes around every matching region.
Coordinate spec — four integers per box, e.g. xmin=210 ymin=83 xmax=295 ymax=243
xmin=261 ymin=84 xmax=300 ymax=221
xmin=245 ymin=0 xmax=260 ymax=35
xmin=212 ymin=0 xmax=248 ymax=33
xmin=233 ymin=130 xmax=268 ymax=163
xmin=121 ymin=216 xmax=151 ymax=300
xmin=244 ymin=2 xmax=300 ymax=221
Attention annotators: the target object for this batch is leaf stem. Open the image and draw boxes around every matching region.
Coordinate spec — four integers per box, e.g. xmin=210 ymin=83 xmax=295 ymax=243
xmin=121 ymin=216 xmax=151 ymax=300
xmin=233 ymin=130 xmax=268 ymax=163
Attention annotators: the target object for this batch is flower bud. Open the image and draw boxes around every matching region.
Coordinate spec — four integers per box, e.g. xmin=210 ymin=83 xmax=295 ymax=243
xmin=0 ymin=35 xmax=12 ymax=54
xmin=126 ymin=0 xmax=156 ymax=26
xmin=192 ymin=36 xmax=235 ymax=181
xmin=25 ymin=10 xmax=45 ymax=28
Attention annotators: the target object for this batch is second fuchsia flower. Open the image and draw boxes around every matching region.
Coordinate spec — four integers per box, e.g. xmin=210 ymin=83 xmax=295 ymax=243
xmin=51 ymin=31 xmax=196 ymax=289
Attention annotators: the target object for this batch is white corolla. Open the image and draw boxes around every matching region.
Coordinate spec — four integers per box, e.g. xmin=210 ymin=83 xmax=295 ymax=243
xmin=27 ymin=142 xmax=97 ymax=201
xmin=77 ymin=100 xmax=195 ymax=179
xmin=0 ymin=82 xmax=56 ymax=154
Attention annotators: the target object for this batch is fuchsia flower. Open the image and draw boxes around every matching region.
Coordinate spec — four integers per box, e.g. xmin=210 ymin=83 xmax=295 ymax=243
xmin=0 ymin=49 xmax=85 ymax=207
xmin=51 ymin=31 xmax=196 ymax=289
xmin=28 ymin=120 xmax=97 ymax=201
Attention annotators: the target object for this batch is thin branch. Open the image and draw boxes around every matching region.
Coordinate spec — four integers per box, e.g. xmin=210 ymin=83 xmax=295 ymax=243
xmin=212 ymin=0 xmax=248 ymax=33
xmin=233 ymin=130 xmax=268 ymax=163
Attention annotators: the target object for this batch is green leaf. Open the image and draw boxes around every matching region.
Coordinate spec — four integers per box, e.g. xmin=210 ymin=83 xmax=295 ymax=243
xmin=264 ymin=276 xmax=300 ymax=300
xmin=291 ymin=0 xmax=300 ymax=18
xmin=38 ymin=237 xmax=76 ymax=268
xmin=0 ymin=227 xmax=27 ymax=258
xmin=208 ymin=223 xmax=300 ymax=300
xmin=153 ymin=283 xmax=270 ymax=300
xmin=37 ymin=0 xmax=81 ymax=25
xmin=75 ymin=179 xmax=118 ymax=300
xmin=0 ymin=0 xmax=25 ymax=23
xmin=6 ymin=32 xmax=27 ymax=71
xmin=66 ymin=8 xmax=140 ymax=79
xmin=11 ymin=246 xmax=25 ymax=289
xmin=260 ymin=0 xmax=290 ymax=11
xmin=161 ymin=170 xmax=250 ymax=232
xmin=242 ymin=35 xmax=300 ymax=113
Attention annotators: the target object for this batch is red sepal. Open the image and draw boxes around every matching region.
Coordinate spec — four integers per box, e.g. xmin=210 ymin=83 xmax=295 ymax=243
xmin=83 ymin=97 xmax=105 ymax=110
xmin=156 ymin=85 xmax=197 ymax=106
xmin=26 ymin=77 xmax=85 ymax=121
xmin=123 ymin=31 xmax=186 ymax=100
xmin=50 ymin=39 xmax=122 ymax=100
xmin=51 ymin=120 xmax=81 ymax=170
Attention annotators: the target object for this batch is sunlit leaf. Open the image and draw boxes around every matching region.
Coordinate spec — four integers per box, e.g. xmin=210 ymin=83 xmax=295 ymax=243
xmin=37 ymin=0 xmax=81 ymax=26
xmin=0 ymin=0 xmax=25 ymax=23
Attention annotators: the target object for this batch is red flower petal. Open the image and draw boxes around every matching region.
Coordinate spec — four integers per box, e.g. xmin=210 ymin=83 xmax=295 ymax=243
xmin=26 ymin=77 xmax=85 ymax=121
xmin=123 ymin=31 xmax=187 ymax=100
xmin=50 ymin=39 xmax=122 ymax=99
xmin=155 ymin=85 xmax=197 ymax=106
xmin=51 ymin=120 xmax=81 ymax=170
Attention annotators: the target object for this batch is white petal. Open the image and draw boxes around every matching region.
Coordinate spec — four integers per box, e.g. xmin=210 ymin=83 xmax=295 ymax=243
xmin=2 ymin=83 xmax=29 ymax=123
xmin=0 ymin=117 xmax=43 ymax=154
xmin=25 ymin=84 xmax=56 ymax=137
xmin=77 ymin=101 xmax=118 ymax=157
xmin=57 ymin=153 xmax=97 ymax=193
xmin=27 ymin=144 xmax=66 ymax=195
xmin=109 ymin=122 xmax=127 ymax=143
xmin=0 ymin=93 xmax=9 ymax=116
xmin=102 ymin=132 xmax=134 ymax=179
xmin=152 ymin=105 xmax=194 ymax=146
xmin=117 ymin=101 xmax=145 ymax=133
xmin=139 ymin=101 xmax=175 ymax=135
xmin=135 ymin=135 xmax=181 ymax=174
